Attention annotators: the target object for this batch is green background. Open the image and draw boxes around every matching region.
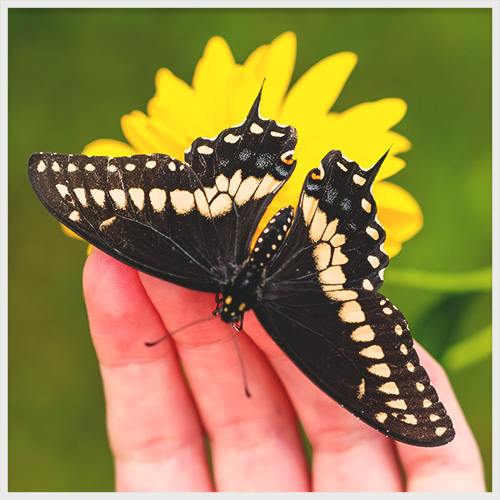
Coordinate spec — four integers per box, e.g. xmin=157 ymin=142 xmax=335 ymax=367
xmin=8 ymin=8 xmax=492 ymax=492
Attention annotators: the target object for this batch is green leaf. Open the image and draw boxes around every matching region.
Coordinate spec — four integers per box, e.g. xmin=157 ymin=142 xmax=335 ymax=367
xmin=387 ymin=267 xmax=492 ymax=293
xmin=442 ymin=324 xmax=492 ymax=371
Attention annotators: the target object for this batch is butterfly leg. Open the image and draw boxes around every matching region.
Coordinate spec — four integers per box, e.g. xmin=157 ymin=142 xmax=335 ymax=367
xmin=232 ymin=314 xmax=244 ymax=332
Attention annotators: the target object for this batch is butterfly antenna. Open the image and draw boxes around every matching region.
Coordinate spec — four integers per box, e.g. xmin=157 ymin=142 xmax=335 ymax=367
xmin=229 ymin=323 xmax=252 ymax=398
xmin=145 ymin=315 xmax=216 ymax=347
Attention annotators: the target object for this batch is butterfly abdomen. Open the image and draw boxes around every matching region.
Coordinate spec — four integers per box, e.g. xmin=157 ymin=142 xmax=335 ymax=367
xmin=219 ymin=206 xmax=294 ymax=322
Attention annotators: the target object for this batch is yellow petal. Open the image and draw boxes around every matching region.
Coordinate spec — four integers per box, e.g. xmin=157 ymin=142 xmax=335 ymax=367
xmin=255 ymin=31 xmax=297 ymax=118
xmin=373 ymin=181 xmax=423 ymax=257
xmin=338 ymin=98 xmax=408 ymax=131
xmin=244 ymin=43 xmax=270 ymax=80
xmin=192 ymin=36 xmax=236 ymax=130
xmin=280 ymin=51 xmax=358 ymax=124
xmin=121 ymin=111 xmax=163 ymax=153
xmin=82 ymin=139 xmax=137 ymax=157
xmin=225 ymin=66 xmax=261 ymax=125
xmin=149 ymin=68 xmax=212 ymax=139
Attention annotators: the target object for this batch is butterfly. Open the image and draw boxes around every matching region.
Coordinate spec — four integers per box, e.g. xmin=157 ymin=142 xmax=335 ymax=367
xmin=28 ymin=89 xmax=454 ymax=447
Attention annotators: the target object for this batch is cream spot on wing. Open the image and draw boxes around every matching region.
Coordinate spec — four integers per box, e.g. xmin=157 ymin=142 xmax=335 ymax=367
xmin=362 ymin=279 xmax=374 ymax=290
xmin=210 ymin=193 xmax=232 ymax=217
xmin=107 ymin=164 xmax=117 ymax=172
xmin=325 ymin=290 xmax=358 ymax=301
xmin=383 ymin=307 xmax=393 ymax=315
xmin=170 ymin=190 xmax=195 ymax=215
xmin=184 ymin=145 xmax=192 ymax=154
xmin=402 ymin=414 xmax=418 ymax=425
xmin=416 ymin=382 xmax=425 ymax=392
xmin=302 ymin=194 xmax=318 ymax=226
xmin=336 ymin=161 xmax=348 ymax=172
xmin=351 ymin=325 xmax=375 ymax=342
xmin=435 ymin=427 xmax=447 ymax=436
xmin=318 ymin=266 xmax=346 ymax=285
xmin=331 ymin=247 xmax=348 ymax=265
xmin=400 ymin=344 xmax=408 ymax=355
xmin=313 ymin=242 xmax=331 ymax=271
xmin=423 ymin=399 xmax=432 ymax=408
xmin=129 ymin=188 xmax=145 ymax=210
xmin=224 ymin=133 xmax=241 ymax=143
xmin=204 ymin=185 xmax=218 ymax=203
xmin=379 ymin=269 xmax=385 ymax=280
xmin=229 ymin=170 xmax=242 ymax=196
xmin=250 ymin=123 xmax=264 ymax=134
xmin=99 ymin=216 xmax=116 ymax=229
xmin=407 ymin=362 xmax=415 ymax=372
xmin=322 ymin=219 xmax=338 ymax=241
xmin=235 ymin=176 xmax=259 ymax=206
xmin=215 ymin=174 xmax=229 ymax=192
xmin=197 ymin=145 xmax=213 ymax=155
xmin=194 ymin=188 xmax=210 ymax=217
xmin=379 ymin=382 xmax=399 ymax=395
xmin=386 ymin=399 xmax=407 ymax=410
xmin=168 ymin=161 xmax=176 ymax=172
xmin=361 ymin=198 xmax=372 ymax=212
xmin=357 ymin=378 xmax=365 ymax=399
xmin=149 ymin=188 xmax=166 ymax=212
xmin=56 ymin=184 xmax=70 ymax=198
xmin=109 ymin=189 xmax=127 ymax=209
xmin=271 ymin=131 xmax=285 ymax=137
xmin=366 ymin=227 xmax=379 ymax=240
xmin=309 ymin=209 xmax=327 ymax=243
xmin=125 ymin=163 xmax=135 ymax=171
xmin=353 ymin=174 xmax=366 ymax=185
xmin=367 ymin=363 xmax=391 ymax=378
xmin=52 ymin=161 xmax=61 ymax=172
xmin=339 ymin=301 xmax=365 ymax=323
xmin=69 ymin=210 xmax=80 ymax=221
xmin=395 ymin=325 xmax=403 ymax=335
xmin=360 ymin=345 xmax=384 ymax=359
xmin=90 ymin=189 xmax=105 ymax=207
xmin=37 ymin=160 xmax=47 ymax=172
xmin=73 ymin=188 xmax=87 ymax=206
xmin=330 ymin=233 xmax=346 ymax=247
xmin=429 ymin=414 xmax=440 ymax=422
xmin=368 ymin=255 xmax=380 ymax=268
xmin=85 ymin=163 xmax=95 ymax=171
xmin=146 ymin=160 xmax=156 ymax=168
xmin=375 ymin=412 xmax=387 ymax=423
xmin=254 ymin=173 xmax=281 ymax=199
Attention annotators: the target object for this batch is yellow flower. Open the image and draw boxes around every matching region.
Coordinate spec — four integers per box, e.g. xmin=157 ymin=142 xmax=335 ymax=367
xmin=79 ymin=31 xmax=421 ymax=257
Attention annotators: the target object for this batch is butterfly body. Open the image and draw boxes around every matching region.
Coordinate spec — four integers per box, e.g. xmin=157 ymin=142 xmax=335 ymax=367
xmin=219 ymin=206 xmax=294 ymax=323
xmin=28 ymin=91 xmax=455 ymax=446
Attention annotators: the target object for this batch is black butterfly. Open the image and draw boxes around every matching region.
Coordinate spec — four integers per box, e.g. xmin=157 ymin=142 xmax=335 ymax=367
xmin=28 ymin=90 xmax=454 ymax=447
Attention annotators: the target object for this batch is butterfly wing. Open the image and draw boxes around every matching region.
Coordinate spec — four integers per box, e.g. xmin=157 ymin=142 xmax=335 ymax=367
xmin=28 ymin=93 xmax=297 ymax=292
xmin=255 ymin=150 xmax=455 ymax=446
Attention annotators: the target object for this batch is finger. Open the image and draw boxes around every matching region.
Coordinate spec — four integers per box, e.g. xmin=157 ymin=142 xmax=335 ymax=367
xmin=140 ymin=274 xmax=311 ymax=491
xmin=83 ymin=250 xmax=212 ymax=492
xmin=244 ymin=312 xmax=404 ymax=492
xmin=396 ymin=343 xmax=486 ymax=492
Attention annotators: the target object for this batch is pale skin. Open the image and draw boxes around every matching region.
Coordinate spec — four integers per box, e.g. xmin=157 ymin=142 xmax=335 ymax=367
xmin=83 ymin=249 xmax=486 ymax=492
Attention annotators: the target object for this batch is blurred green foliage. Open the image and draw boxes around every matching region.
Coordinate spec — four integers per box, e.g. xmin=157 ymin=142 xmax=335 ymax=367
xmin=8 ymin=8 xmax=492 ymax=492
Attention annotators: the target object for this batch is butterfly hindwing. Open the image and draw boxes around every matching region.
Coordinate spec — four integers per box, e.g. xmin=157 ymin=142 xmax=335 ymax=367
xmin=256 ymin=150 xmax=455 ymax=446
xmin=184 ymin=93 xmax=297 ymax=270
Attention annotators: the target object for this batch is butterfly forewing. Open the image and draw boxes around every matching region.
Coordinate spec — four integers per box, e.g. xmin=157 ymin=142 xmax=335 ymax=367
xmin=28 ymin=152 xmax=223 ymax=291
xmin=256 ymin=149 xmax=455 ymax=446
xmin=28 ymin=92 xmax=297 ymax=291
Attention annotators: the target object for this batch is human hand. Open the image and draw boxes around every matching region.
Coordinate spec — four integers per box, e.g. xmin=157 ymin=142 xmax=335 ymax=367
xmin=83 ymin=249 xmax=485 ymax=492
